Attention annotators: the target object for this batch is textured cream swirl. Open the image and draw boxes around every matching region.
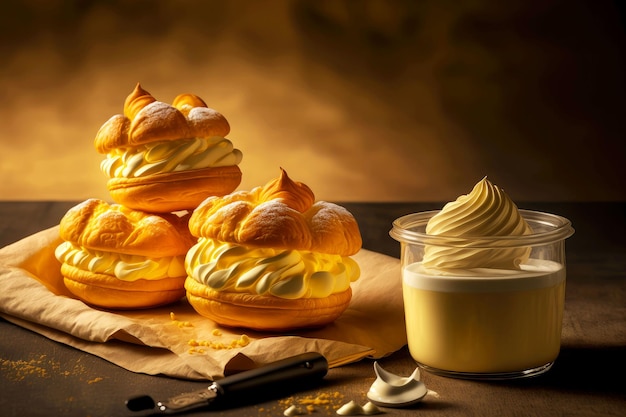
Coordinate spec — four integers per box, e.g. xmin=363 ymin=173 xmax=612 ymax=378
xmin=55 ymin=241 xmax=187 ymax=281
xmin=100 ymin=136 xmax=242 ymax=178
xmin=422 ymin=177 xmax=532 ymax=272
xmin=185 ymin=238 xmax=360 ymax=299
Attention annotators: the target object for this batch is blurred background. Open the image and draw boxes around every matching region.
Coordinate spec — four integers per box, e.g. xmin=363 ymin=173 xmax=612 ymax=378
xmin=0 ymin=0 xmax=624 ymax=203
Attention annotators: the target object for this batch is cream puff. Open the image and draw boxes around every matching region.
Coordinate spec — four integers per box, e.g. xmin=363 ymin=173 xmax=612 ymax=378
xmin=55 ymin=198 xmax=197 ymax=309
xmin=184 ymin=168 xmax=362 ymax=331
xmin=94 ymin=83 xmax=243 ymax=213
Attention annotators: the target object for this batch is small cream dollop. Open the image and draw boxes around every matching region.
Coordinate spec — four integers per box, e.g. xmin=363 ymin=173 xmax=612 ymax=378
xmin=367 ymin=362 xmax=427 ymax=408
xmin=283 ymin=404 xmax=305 ymax=416
xmin=336 ymin=400 xmax=381 ymax=415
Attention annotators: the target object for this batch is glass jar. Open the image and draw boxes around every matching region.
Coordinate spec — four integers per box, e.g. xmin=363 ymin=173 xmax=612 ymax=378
xmin=390 ymin=210 xmax=574 ymax=379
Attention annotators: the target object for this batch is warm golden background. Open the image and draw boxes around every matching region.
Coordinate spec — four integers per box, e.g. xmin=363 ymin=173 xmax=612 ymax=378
xmin=1 ymin=0 xmax=624 ymax=202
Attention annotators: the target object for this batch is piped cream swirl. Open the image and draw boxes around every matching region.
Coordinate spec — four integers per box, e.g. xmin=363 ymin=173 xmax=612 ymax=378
xmin=185 ymin=238 xmax=360 ymax=299
xmin=101 ymin=136 xmax=242 ymax=178
xmin=422 ymin=177 xmax=532 ymax=271
xmin=55 ymin=241 xmax=187 ymax=281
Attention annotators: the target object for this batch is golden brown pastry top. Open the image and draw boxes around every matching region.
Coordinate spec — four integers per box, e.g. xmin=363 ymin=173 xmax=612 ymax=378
xmin=94 ymin=83 xmax=230 ymax=153
xmin=188 ymin=169 xmax=362 ymax=256
xmin=59 ymin=199 xmax=196 ymax=257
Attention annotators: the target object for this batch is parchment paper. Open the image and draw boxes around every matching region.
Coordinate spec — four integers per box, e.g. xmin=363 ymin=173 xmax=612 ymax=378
xmin=0 ymin=226 xmax=406 ymax=380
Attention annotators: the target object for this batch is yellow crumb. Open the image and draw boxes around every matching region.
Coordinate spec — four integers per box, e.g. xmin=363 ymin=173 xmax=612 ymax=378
xmin=170 ymin=312 xmax=194 ymax=328
xmin=275 ymin=391 xmax=348 ymax=416
xmin=212 ymin=329 xmax=222 ymax=336
xmin=298 ymin=393 xmax=332 ymax=405
xmin=87 ymin=377 xmax=104 ymax=384
xmin=186 ymin=333 xmax=251 ymax=353
xmin=1 ymin=354 xmax=108 ymax=385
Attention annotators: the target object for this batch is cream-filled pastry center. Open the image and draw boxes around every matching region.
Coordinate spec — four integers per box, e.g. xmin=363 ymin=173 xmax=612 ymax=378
xmin=185 ymin=238 xmax=360 ymax=299
xmin=55 ymin=241 xmax=187 ymax=281
xmin=101 ymin=136 xmax=242 ymax=178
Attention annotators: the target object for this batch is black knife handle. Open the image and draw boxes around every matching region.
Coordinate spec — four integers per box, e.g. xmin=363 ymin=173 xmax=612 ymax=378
xmin=215 ymin=352 xmax=328 ymax=398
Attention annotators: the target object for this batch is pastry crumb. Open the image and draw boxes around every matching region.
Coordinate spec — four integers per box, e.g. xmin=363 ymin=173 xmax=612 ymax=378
xmin=186 ymin=333 xmax=250 ymax=353
xmin=276 ymin=391 xmax=347 ymax=414
xmin=1 ymin=354 xmax=105 ymax=384
xmin=170 ymin=312 xmax=194 ymax=328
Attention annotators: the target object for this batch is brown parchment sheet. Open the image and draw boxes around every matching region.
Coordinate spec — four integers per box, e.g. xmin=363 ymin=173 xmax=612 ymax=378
xmin=0 ymin=226 xmax=406 ymax=381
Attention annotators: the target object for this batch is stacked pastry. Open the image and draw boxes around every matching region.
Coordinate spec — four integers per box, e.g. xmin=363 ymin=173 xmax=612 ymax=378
xmin=95 ymin=83 xmax=242 ymax=213
xmin=54 ymin=83 xmax=363 ymax=330
xmin=55 ymin=84 xmax=243 ymax=309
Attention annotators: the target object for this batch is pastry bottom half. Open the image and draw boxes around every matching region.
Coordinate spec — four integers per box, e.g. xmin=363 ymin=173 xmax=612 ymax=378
xmin=184 ymin=277 xmax=352 ymax=331
xmin=61 ymin=264 xmax=185 ymax=309
xmin=107 ymin=165 xmax=242 ymax=213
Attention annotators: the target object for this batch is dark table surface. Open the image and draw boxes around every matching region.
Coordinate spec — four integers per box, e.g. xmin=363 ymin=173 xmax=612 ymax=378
xmin=1 ymin=201 xmax=625 ymax=417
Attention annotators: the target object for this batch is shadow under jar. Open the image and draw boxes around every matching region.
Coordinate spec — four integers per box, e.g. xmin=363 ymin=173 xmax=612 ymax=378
xmin=390 ymin=210 xmax=574 ymax=380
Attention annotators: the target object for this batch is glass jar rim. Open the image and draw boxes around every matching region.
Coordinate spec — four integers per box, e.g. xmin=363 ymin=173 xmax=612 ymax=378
xmin=389 ymin=209 xmax=574 ymax=248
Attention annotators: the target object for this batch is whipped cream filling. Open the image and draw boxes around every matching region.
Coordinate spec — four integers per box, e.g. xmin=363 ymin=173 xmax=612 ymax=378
xmin=101 ymin=136 xmax=242 ymax=178
xmin=421 ymin=245 xmax=532 ymax=271
xmin=423 ymin=177 xmax=531 ymax=270
xmin=185 ymin=238 xmax=360 ymax=299
xmin=55 ymin=241 xmax=187 ymax=281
